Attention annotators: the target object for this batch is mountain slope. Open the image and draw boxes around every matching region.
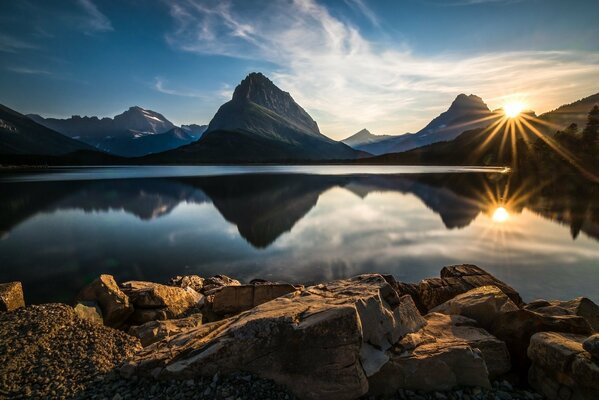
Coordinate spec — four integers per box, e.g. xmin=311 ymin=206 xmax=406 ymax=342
xmin=341 ymin=129 xmax=392 ymax=150
xmin=357 ymin=94 xmax=496 ymax=155
xmin=0 ymin=104 xmax=95 ymax=156
xmin=539 ymin=92 xmax=599 ymax=133
xmin=148 ymin=72 xmax=361 ymax=162
xmin=28 ymin=107 xmax=206 ymax=157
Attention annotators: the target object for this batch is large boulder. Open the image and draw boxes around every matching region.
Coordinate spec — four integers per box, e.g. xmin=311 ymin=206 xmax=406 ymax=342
xmin=0 ymin=281 xmax=25 ymax=312
xmin=211 ymin=283 xmax=300 ymax=315
xmin=528 ymin=332 xmax=599 ymax=400
xmin=417 ymin=264 xmax=523 ymax=312
xmin=129 ymin=314 xmax=203 ymax=347
xmin=368 ymin=312 xmax=509 ymax=396
xmin=525 ymin=297 xmax=599 ymax=333
xmin=431 ymin=285 xmax=519 ymax=330
xmin=490 ymin=309 xmax=592 ymax=375
xmin=76 ymin=274 xmax=133 ymax=328
xmin=121 ymin=281 xmax=202 ymax=325
xmin=121 ymin=274 xmax=425 ymax=400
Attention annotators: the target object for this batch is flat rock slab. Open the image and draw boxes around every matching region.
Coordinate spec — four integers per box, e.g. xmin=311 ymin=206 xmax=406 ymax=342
xmin=212 ymin=283 xmax=299 ymax=315
xmin=528 ymin=332 xmax=599 ymax=400
xmin=0 ymin=281 xmax=25 ymax=312
xmin=129 ymin=314 xmax=203 ymax=347
xmin=121 ymin=274 xmax=425 ymax=400
xmin=0 ymin=304 xmax=141 ymax=399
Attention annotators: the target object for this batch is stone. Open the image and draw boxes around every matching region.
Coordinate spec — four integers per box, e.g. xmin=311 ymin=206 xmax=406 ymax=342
xmin=369 ymin=343 xmax=490 ymax=396
xmin=76 ymin=274 xmax=133 ymax=328
xmin=431 ymin=285 xmax=519 ymax=330
xmin=490 ymin=309 xmax=592 ymax=375
xmin=417 ymin=264 xmax=522 ymax=312
xmin=202 ymin=275 xmax=241 ymax=294
xmin=73 ymin=301 xmax=103 ymax=325
xmin=121 ymin=274 xmax=425 ymax=400
xmin=440 ymin=265 xmax=523 ymax=306
xmin=168 ymin=275 xmax=205 ymax=293
xmin=0 ymin=281 xmax=25 ymax=312
xmin=369 ymin=312 xmax=509 ymax=395
xmin=121 ymin=281 xmax=202 ymax=324
xmin=528 ymin=332 xmax=599 ymax=400
xmin=129 ymin=314 xmax=203 ymax=347
xmin=583 ymin=334 xmax=599 ymax=360
xmin=211 ymin=283 xmax=300 ymax=315
xmin=525 ymin=297 xmax=599 ymax=332
xmin=418 ymin=313 xmax=511 ymax=378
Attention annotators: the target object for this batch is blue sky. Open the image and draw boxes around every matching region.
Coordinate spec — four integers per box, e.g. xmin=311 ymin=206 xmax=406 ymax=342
xmin=1 ymin=0 xmax=598 ymax=139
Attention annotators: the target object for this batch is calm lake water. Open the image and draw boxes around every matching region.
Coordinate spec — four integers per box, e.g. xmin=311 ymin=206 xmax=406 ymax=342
xmin=1 ymin=165 xmax=598 ymax=304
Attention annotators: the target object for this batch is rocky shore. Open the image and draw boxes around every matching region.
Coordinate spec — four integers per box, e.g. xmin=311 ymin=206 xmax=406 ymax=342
xmin=1 ymin=265 xmax=598 ymax=400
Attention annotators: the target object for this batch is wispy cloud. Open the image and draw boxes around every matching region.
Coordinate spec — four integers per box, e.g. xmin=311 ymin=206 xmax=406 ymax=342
xmin=6 ymin=66 xmax=52 ymax=75
xmin=0 ymin=34 xmax=38 ymax=53
xmin=76 ymin=0 xmax=113 ymax=33
xmin=165 ymin=0 xmax=599 ymax=137
xmin=343 ymin=0 xmax=380 ymax=27
xmin=153 ymin=77 xmax=205 ymax=98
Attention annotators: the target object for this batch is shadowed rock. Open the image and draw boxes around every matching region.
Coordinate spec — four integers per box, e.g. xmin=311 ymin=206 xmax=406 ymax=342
xmin=0 ymin=281 xmax=25 ymax=312
xmin=76 ymin=274 xmax=133 ymax=328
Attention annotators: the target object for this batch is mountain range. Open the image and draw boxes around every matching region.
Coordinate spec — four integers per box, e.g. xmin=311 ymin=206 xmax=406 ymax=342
xmin=0 ymin=70 xmax=597 ymax=164
xmin=343 ymin=94 xmax=498 ymax=155
xmin=28 ymin=107 xmax=207 ymax=157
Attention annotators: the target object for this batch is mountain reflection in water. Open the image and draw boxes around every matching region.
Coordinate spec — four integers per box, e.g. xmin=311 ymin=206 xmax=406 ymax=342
xmin=1 ymin=171 xmax=598 ymax=304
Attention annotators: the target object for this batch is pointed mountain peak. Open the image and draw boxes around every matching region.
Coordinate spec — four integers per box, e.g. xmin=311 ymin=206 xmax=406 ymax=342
xmin=218 ymin=72 xmax=321 ymax=136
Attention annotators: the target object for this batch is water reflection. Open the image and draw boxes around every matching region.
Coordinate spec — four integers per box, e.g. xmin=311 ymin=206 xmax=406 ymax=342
xmin=0 ymin=170 xmax=598 ymax=304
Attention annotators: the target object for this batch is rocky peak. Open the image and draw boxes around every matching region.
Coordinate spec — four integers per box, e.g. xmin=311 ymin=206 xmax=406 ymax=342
xmin=449 ymin=94 xmax=489 ymax=111
xmin=229 ymin=72 xmax=320 ymax=134
xmin=113 ymin=106 xmax=174 ymax=134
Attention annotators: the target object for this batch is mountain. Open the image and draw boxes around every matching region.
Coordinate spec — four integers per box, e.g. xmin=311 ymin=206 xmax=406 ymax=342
xmin=28 ymin=107 xmax=206 ymax=157
xmin=355 ymin=94 xmax=496 ymax=155
xmin=148 ymin=72 xmax=362 ymax=162
xmin=539 ymin=92 xmax=599 ymax=133
xmin=341 ymin=129 xmax=392 ymax=151
xmin=0 ymin=104 xmax=95 ymax=156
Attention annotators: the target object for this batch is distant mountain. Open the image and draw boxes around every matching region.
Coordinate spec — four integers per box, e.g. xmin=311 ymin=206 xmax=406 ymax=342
xmin=341 ymin=129 xmax=392 ymax=151
xmin=28 ymin=107 xmax=206 ymax=157
xmin=0 ymin=104 xmax=94 ymax=156
xmin=148 ymin=72 xmax=362 ymax=162
xmin=539 ymin=92 xmax=599 ymax=133
xmin=355 ymin=94 xmax=497 ymax=155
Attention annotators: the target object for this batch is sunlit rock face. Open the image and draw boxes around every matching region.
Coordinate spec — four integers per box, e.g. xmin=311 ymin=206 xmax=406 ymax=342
xmin=121 ymin=274 xmax=425 ymax=400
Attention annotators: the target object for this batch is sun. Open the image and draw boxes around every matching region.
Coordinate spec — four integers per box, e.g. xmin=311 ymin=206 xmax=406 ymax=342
xmin=492 ymin=207 xmax=510 ymax=223
xmin=503 ymin=102 xmax=526 ymax=119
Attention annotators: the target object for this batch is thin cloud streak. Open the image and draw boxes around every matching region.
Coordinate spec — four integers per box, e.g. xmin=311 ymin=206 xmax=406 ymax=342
xmin=6 ymin=66 xmax=52 ymax=75
xmin=0 ymin=34 xmax=38 ymax=53
xmin=165 ymin=0 xmax=599 ymax=138
xmin=77 ymin=0 xmax=113 ymax=33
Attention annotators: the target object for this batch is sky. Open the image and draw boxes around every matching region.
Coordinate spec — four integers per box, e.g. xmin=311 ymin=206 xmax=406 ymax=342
xmin=1 ymin=0 xmax=598 ymax=140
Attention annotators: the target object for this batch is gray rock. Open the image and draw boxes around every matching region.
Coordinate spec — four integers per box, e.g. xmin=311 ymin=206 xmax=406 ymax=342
xmin=73 ymin=301 xmax=103 ymax=325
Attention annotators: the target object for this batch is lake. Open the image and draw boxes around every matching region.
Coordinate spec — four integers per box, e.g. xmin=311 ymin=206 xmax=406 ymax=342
xmin=1 ymin=165 xmax=598 ymax=304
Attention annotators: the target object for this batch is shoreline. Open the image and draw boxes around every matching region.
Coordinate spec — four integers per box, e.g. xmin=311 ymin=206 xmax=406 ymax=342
xmin=1 ymin=264 xmax=598 ymax=399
